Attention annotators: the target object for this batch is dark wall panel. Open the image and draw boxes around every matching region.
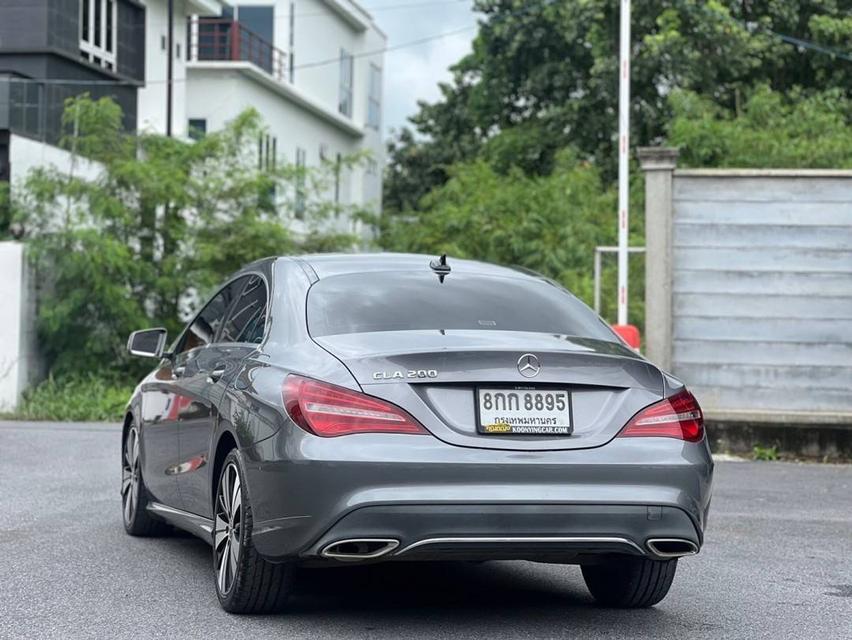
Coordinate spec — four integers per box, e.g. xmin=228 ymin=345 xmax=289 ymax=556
xmin=0 ymin=1 xmax=50 ymax=50
xmin=116 ymin=0 xmax=145 ymax=82
xmin=47 ymin=0 xmax=80 ymax=55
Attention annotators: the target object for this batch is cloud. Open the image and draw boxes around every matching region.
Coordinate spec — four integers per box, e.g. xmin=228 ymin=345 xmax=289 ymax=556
xmin=376 ymin=2 xmax=478 ymax=135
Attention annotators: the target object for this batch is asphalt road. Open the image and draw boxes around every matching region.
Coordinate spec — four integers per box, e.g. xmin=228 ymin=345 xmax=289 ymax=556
xmin=1 ymin=421 xmax=850 ymax=639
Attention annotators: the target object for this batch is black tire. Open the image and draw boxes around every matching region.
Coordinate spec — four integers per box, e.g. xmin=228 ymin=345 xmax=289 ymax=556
xmin=121 ymin=423 xmax=170 ymax=537
xmin=214 ymin=449 xmax=295 ymax=614
xmin=581 ymin=556 xmax=678 ymax=608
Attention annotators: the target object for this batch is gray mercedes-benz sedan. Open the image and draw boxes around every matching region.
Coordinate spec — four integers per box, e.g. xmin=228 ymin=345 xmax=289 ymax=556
xmin=122 ymin=253 xmax=713 ymax=614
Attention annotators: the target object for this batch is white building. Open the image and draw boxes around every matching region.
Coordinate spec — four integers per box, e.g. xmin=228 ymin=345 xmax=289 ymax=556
xmin=185 ymin=0 xmax=387 ymax=231
xmin=1 ymin=1 xmax=385 ymax=218
xmin=138 ymin=0 xmax=228 ymax=138
xmin=0 ymin=0 xmax=386 ymax=409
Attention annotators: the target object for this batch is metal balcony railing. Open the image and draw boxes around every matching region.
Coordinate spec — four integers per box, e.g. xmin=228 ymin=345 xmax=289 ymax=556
xmin=187 ymin=18 xmax=289 ymax=84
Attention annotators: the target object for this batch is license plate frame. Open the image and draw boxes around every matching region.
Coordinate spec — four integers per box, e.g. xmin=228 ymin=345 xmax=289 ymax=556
xmin=475 ymin=386 xmax=573 ymax=436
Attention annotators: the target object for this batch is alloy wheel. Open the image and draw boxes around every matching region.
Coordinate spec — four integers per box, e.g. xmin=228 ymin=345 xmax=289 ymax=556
xmin=121 ymin=427 xmax=140 ymax=524
xmin=214 ymin=462 xmax=242 ymax=595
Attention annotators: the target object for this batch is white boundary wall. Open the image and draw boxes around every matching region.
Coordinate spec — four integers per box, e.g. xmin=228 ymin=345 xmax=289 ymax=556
xmin=0 ymin=242 xmax=38 ymax=411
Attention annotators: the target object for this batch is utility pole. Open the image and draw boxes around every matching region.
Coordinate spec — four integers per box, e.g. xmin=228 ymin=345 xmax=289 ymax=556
xmin=166 ymin=0 xmax=174 ymax=137
xmin=616 ymin=0 xmax=631 ymax=325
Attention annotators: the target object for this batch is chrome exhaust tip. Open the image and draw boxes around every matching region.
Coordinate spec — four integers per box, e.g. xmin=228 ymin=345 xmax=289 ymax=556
xmin=320 ymin=538 xmax=400 ymax=561
xmin=646 ymin=538 xmax=699 ymax=558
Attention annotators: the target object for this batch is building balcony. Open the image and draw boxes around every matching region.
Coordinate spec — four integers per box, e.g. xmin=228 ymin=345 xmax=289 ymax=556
xmin=186 ymin=17 xmax=365 ymax=138
xmin=187 ymin=17 xmax=290 ymax=84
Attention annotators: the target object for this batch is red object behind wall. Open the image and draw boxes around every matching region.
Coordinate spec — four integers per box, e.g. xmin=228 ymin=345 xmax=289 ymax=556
xmin=611 ymin=324 xmax=641 ymax=350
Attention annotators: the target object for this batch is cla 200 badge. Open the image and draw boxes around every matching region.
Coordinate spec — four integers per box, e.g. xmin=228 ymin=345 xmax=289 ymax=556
xmin=372 ymin=369 xmax=438 ymax=380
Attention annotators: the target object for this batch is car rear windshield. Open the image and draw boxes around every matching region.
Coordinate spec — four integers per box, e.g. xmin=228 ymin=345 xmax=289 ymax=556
xmin=307 ymin=271 xmax=616 ymax=340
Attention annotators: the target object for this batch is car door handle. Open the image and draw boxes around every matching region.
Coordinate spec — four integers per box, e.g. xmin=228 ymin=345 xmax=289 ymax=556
xmin=207 ymin=366 xmax=226 ymax=384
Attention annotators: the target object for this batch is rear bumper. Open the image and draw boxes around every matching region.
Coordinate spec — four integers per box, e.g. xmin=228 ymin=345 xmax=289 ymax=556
xmin=243 ymin=430 xmax=713 ymax=563
xmin=307 ymin=503 xmax=699 ymax=564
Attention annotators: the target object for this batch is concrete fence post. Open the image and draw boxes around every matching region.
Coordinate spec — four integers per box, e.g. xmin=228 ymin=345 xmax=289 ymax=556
xmin=637 ymin=147 xmax=679 ymax=372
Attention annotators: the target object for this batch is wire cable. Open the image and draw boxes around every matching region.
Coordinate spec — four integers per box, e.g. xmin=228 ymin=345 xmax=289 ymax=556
xmin=9 ymin=3 xmax=849 ymax=88
xmin=293 ymin=24 xmax=476 ymax=70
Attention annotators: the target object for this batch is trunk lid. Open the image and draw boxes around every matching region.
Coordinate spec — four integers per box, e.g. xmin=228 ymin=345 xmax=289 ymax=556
xmin=313 ymin=330 xmax=665 ymax=451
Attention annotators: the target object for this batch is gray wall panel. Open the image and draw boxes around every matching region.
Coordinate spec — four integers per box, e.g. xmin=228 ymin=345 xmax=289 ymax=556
xmin=674 ymin=293 xmax=852 ymax=320
xmin=674 ymin=176 xmax=852 ymax=203
xmin=676 ymin=364 xmax=852 ymax=393
xmin=674 ymin=223 xmax=852 ymax=250
xmin=673 ymin=340 xmax=852 ymax=367
xmin=673 ymin=246 xmax=851 ymax=273
xmin=673 ymin=270 xmax=852 ymax=297
xmin=673 ymin=201 xmax=852 ymax=226
xmin=688 ymin=385 xmax=851 ymax=414
xmin=670 ymin=173 xmax=852 ymax=416
xmin=674 ymin=317 xmax=852 ymax=343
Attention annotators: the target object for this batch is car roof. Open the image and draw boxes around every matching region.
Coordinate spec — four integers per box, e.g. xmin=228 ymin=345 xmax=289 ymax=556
xmin=287 ymin=253 xmax=542 ymax=281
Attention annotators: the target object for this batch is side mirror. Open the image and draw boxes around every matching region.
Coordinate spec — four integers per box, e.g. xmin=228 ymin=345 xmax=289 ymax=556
xmin=127 ymin=328 xmax=168 ymax=359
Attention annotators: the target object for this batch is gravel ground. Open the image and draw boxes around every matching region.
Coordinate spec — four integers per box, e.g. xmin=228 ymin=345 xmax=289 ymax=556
xmin=1 ymin=420 xmax=850 ymax=639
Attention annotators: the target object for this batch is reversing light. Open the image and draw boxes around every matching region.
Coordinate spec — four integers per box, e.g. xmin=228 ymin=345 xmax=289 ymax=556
xmin=619 ymin=389 xmax=704 ymax=442
xmin=283 ymin=375 xmax=429 ymax=437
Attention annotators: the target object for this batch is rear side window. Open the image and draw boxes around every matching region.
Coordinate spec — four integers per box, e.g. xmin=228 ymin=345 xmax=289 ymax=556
xmin=307 ymin=272 xmax=615 ymax=341
xmin=174 ymin=277 xmax=248 ymax=354
xmin=221 ymin=275 xmax=268 ymax=344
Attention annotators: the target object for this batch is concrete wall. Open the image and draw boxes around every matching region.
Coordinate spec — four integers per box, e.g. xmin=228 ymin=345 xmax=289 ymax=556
xmin=8 ymin=132 xmax=101 ymax=183
xmin=639 ymin=149 xmax=852 ymax=423
xmin=0 ymin=242 xmax=39 ymax=411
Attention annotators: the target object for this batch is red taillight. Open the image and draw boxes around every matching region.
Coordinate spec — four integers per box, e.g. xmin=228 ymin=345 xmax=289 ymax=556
xmin=619 ymin=389 xmax=704 ymax=442
xmin=283 ymin=375 xmax=429 ymax=437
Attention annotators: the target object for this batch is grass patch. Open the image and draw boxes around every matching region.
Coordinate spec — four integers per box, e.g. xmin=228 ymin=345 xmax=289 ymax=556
xmin=752 ymin=444 xmax=780 ymax=462
xmin=4 ymin=375 xmax=134 ymax=422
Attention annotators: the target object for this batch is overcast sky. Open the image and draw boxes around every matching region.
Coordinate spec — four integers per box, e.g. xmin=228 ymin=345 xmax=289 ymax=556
xmin=370 ymin=0 xmax=479 ymax=135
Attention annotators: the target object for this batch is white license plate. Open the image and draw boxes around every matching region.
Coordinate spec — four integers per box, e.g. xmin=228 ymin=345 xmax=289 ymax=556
xmin=476 ymin=388 xmax=572 ymax=435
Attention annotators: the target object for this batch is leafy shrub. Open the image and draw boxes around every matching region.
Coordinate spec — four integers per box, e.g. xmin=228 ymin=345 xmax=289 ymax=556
xmin=8 ymin=375 xmax=134 ymax=422
xmin=375 ymin=149 xmax=646 ymax=328
xmin=752 ymin=444 xmax=780 ymax=462
xmin=10 ymin=96 xmax=364 ymax=380
xmin=669 ymin=86 xmax=852 ymax=169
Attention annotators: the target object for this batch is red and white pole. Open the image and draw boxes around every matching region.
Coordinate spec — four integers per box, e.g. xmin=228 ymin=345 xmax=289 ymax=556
xmin=616 ymin=0 xmax=631 ymax=326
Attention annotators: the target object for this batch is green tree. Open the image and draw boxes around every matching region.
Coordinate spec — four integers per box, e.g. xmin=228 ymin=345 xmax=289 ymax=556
xmin=669 ymin=85 xmax=852 ymax=168
xmin=13 ymin=95 xmax=363 ymax=378
xmin=385 ymin=0 xmax=852 ymax=211
xmin=377 ymin=150 xmax=644 ymax=323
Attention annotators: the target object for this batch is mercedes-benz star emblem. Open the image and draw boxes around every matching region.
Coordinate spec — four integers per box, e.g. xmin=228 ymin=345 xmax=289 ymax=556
xmin=517 ymin=354 xmax=541 ymax=378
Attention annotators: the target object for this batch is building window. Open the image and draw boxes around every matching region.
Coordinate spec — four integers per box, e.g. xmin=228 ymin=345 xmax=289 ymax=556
xmin=188 ymin=119 xmax=207 ymax=140
xmin=257 ymin=134 xmax=278 ymax=205
xmin=80 ymin=0 xmax=118 ymax=71
xmin=368 ymin=64 xmax=382 ymax=130
xmin=366 ymin=158 xmax=379 ymax=176
xmin=295 ymin=147 xmax=307 ymax=219
xmin=289 ymin=2 xmax=296 ymax=82
xmin=339 ymin=49 xmax=354 ymax=117
xmin=334 ymin=153 xmax=343 ymax=206
xmin=258 ymin=134 xmax=277 ymax=172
